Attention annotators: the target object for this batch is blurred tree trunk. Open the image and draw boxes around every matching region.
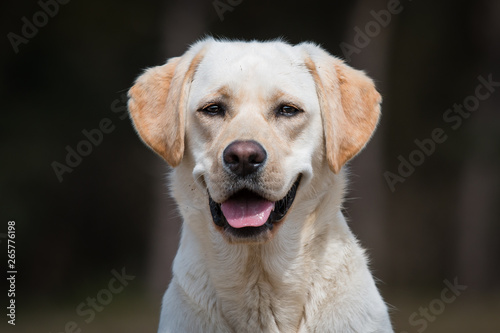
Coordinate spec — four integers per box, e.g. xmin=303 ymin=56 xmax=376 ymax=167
xmin=456 ymin=154 xmax=499 ymax=289
xmin=456 ymin=0 xmax=500 ymax=289
xmin=343 ymin=0 xmax=394 ymax=282
xmin=147 ymin=0 xmax=210 ymax=296
xmin=382 ymin=0 xmax=500 ymax=289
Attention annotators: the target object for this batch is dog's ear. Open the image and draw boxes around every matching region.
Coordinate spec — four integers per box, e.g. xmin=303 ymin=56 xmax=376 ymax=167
xmin=128 ymin=49 xmax=205 ymax=167
xmin=300 ymin=43 xmax=381 ymax=174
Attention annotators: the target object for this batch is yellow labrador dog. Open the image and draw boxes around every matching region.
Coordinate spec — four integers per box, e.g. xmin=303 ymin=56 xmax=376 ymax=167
xmin=128 ymin=38 xmax=393 ymax=333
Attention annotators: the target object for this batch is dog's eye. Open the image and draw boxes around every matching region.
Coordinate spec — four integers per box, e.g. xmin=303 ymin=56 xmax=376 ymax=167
xmin=278 ymin=105 xmax=301 ymax=117
xmin=201 ymin=104 xmax=224 ymax=116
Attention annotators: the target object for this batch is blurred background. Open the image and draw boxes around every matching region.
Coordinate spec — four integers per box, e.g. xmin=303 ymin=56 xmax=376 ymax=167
xmin=1 ymin=0 xmax=499 ymax=332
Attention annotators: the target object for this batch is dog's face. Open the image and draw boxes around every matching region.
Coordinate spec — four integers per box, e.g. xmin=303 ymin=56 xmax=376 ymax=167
xmin=186 ymin=42 xmax=323 ymax=242
xmin=128 ymin=39 xmax=381 ymax=243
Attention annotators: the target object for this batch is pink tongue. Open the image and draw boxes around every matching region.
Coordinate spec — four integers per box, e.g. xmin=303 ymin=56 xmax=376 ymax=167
xmin=221 ymin=197 xmax=274 ymax=229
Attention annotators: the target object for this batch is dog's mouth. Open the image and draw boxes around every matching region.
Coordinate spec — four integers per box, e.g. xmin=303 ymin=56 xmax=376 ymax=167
xmin=208 ymin=175 xmax=301 ymax=239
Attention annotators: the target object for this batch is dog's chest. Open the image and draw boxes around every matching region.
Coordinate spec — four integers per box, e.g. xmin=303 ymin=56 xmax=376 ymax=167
xmin=217 ymin=276 xmax=305 ymax=332
xmin=208 ymin=251 xmax=307 ymax=332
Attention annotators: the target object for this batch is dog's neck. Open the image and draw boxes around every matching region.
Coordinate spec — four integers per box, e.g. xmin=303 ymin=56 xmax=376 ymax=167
xmin=172 ymin=176 xmax=362 ymax=332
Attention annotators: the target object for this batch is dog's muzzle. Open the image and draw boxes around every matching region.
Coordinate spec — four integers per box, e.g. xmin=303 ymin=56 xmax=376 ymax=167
xmin=208 ymin=175 xmax=301 ymax=239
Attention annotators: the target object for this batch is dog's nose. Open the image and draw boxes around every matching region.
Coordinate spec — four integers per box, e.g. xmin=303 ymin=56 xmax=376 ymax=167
xmin=223 ymin=140 xmax=267 ymax=177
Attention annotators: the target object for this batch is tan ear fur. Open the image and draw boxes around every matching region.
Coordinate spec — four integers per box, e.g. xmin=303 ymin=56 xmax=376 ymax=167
xmin=128 ymin=49 xmax=205 ymax=166
xmin=303 ymin=45 xmax=381 ymax=173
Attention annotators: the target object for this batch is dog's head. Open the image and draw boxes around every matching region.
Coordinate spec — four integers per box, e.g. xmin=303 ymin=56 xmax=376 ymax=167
xmin=128 ymin=38 xmax=380 ymax=243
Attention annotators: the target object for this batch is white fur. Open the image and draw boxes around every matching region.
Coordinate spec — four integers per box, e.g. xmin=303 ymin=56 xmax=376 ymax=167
xmin=130 ymin=38 xmax=392 ymax=333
